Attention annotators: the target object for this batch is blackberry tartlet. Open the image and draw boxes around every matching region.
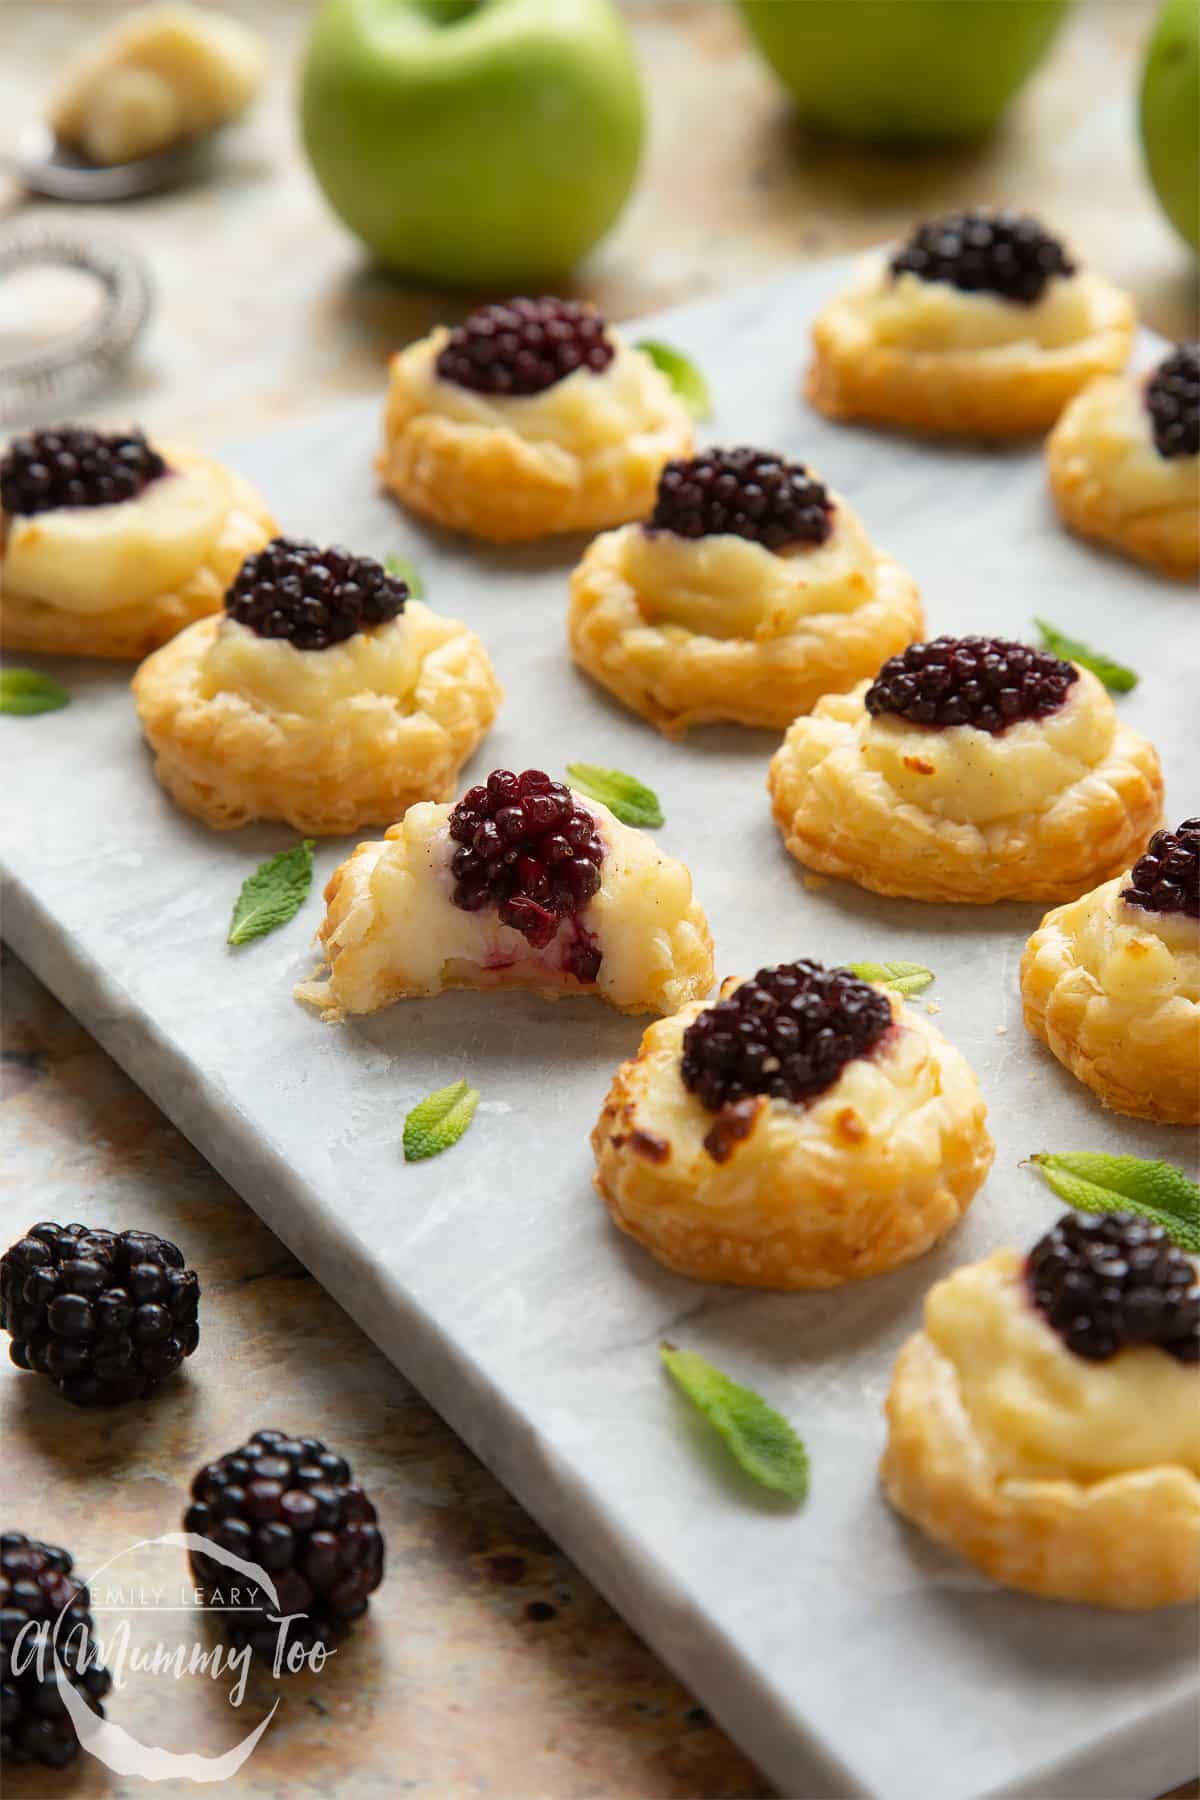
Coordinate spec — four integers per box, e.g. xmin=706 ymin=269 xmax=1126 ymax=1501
xmin=591 ymin=962 xmax=992 ymax=1288
xmin=769 ymin=636 xmax=1163 ymax=904
xmin=185 ymin=1430 xmax=384 ymax=1656
xmin=296 ymin=768 xmax=713 ymax=1020
xmin=0 ymin=1533 xmax=113 ymax=1767
xmin=132 ymin=538 xmax=501 ymax=834
xmin=882 ymin=1217 xmax=1200 ymax=1608
xmin=568 ymin=447 xmax=923 ymax=735
xmin=377 ymin=297 xmax=693 ymax=542
xmin=1046 ymin=341 xmax=1199 ymax=579
xmin=1021 ymin=820 xmax=1199 ymax=1124
xmin=807 ymin=208 xmax=1135 ymax=436
xmin=0 ymin=1222 xmax=200 ymax=1406
xmin=0 ymin=425 xmax=276 ymax=660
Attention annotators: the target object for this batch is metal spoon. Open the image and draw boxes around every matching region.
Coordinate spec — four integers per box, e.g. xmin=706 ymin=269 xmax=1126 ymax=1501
xmin=10 ymin=121 xmax=219 ymax=203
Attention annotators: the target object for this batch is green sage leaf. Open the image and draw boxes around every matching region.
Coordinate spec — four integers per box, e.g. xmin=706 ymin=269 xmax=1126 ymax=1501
xmin=228 ymin=841 xmax=315 ymax=946
xmin=0 ymin=668 xmax=70 ymax=715
xmin=845 ymin=960 xmax=935 ymax=997
xmin=660 ymin=1343 xmax=809 ymax=1502
xmin=403 ymin=1079 xmax=480 ymax=1162
xmin=566 ymin=763 xmax=664 ymax=829
xmin=1034 ymin=620 xmax=1138 ymax=692
xmin=634 ymin=339 xmax=712 ymax=420
xmin=384 ymin=554 xmax=425 ymax=598
xmin=1028 ymin=1152 xmax=1200 ymax=1253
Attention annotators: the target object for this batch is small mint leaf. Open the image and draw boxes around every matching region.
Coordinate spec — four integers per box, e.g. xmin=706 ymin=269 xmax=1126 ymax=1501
xmin=403 ymin=1079 xmax=480 ymax=1162
xmin=228 ymin=841 xmax=314 ymax=946
xmin=846 ymin=960 xmax=934 ymax=997
xmin=384 ymin=554 xmax=425 ymax=598
xmin=1034 ymin=620 xmax=1138 ymax=693
xmin=1028 ymin=1152 xmax=1200 ymax=1253
xmin=660 ymin=1343 xmax=809 ymax=1502
xmin=566 ymin=763 xmax=663 ymax=829
xmin=634 ymin=340 xmax=712 ymax=420
xmin=0 ymin=668 xmax=70 ymax=715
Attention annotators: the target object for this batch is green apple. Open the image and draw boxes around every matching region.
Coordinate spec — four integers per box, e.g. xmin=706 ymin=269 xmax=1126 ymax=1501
xmin=736 ymin=0 xmax=1073 ymax=141
xmin=300 ymin=0 xmax=645 ymax=285
xmin=1140 ymin=0 xmax=1200 ymax=252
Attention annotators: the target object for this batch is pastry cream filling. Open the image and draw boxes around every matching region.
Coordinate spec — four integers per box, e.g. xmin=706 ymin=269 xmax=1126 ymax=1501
xmin=1056 ymin=374 xmax=1200 ymax=517
xmin=198 ymin=605 xmax=453 ymax=717
xmin=616 ymin=499 xmax=877 ymax=641
xmin=1066 ymin=878 xmax=1200 ymax=1001
xmin=1 ymin=447 xmax=230 ymax=614
xmin=926 ymin=1248 xmax=1200 ymax=1481
xmin=414 ymin=335 xmax=677 ymax=458
xmin=859 ymin=667 xmax=1113 ymax=824
xmin=845 ymin=259 xmax=1098 ymax=353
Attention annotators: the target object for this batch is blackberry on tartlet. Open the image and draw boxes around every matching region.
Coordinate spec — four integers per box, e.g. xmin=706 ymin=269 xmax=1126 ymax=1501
xmin=0 ymin=426 xmax=166 ymax=518
xmin=0 ymin=1533 xmax=112 ymax=1767
xmin=1028 ymin=1212 xmax=1199 ymax=1364
xmin=649 ymin=448 xmax=833 ymax=551
xmin=1146 ymin=342 xmax=1199 ymax=461
xmin=184 ymin=1430 xmax=385 ymax=1657
xmin=436 ymin=297 xmax=614 ymax=396
xmin=225 ymin=538 xmax=408 ymax=650
xmin=864 ymin=635 xmax=1077 ymax=735
xmin=889 ymin=209 xmax=1075 ymax=305
xmin=0 ymin=1222 xmax=200 ymax=1407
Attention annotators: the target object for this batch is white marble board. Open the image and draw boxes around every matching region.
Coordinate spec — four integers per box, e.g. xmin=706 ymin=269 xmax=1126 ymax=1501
xmin=3 ymin=257 xmax=1198 ymax=1800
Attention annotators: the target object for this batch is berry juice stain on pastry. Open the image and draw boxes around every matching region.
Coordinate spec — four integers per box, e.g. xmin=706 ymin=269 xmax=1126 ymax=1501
xmin=132 ymin=538 xmax=502 ymax=835
xmin=1047 ymin=340 xmax=1200 ymax=579
xmin=882 ymin=1211 xmax=1200 ymax=1609
xmin=768 ymin=633 xmax=1164 ymax=904
xmin=591 ymin=960 xmax=992 ymax=1289
xmin=567 ymin=446 xmax=924 ymax=735
xmin=296 ymin=766 xmax=713 ymax=1019
xmin=1021 ymin=819 xmax=1199 ymax=1123
xmin=807 ymin=208 xmax=1135 ymax=436
xmin=377 ymin=297 xmax=694 ymax=543
xmin=0 ymin=425 xmax=277 ymax=660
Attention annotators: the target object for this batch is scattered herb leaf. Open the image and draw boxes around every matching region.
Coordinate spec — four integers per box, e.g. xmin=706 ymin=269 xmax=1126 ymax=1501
xmin=384 ymin=554 xmax=425 ymax=598
xmin=1034 ymin=620 xmax=1138 ymax=693
xmin=634 ymin=339 xmax=712 ymax=420
xmin=228 ymin=841 xmax=315 ymax=946
xmin=846 ymin=960 xmax=935 ymax=997
xmin=660 ymin=1342 xmax=810 ymax=1502
xmin=566 ymin=763 xmax=664 ymax=829
xmin=403 ymin=1079 xmax=480 ymax=1162
xmin=0 ymin=668 xmax=70 ymax=716
xmin=1028 ymin=1152 xmax=1200 ymax=1254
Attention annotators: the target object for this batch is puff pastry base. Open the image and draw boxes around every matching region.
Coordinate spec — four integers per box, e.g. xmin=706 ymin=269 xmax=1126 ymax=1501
xmin=297 ymin=794 xmax=714 ymax=1019
xmin=592 ymin=983 xmax=992 ymax=1288
xmin=882 ymin=1255 xmax=1200 ymax=1609
xmin=378 ymin=335 xmax=694 ymax=544
xmin=0 ymin=470 xmax=276 ymax=661
xmin=808 ymin=272 xmax=1136 ymax=437
xmin=1046 ymin=377 xmax=1200 ymax=580
xmin=133 ymin=603 xmax=502 ymax=835
xmin=567 ymin=528 xmax=923 ymax=737
xmin=1020 ymin=877 xmax=1199 ymax=1124
xmin=768 ymin=674 xmax=1163 ymax=904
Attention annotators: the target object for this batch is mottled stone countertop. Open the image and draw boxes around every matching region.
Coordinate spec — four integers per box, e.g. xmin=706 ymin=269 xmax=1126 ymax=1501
xmin=0 ymin=3 xmax=1196 ymax=1796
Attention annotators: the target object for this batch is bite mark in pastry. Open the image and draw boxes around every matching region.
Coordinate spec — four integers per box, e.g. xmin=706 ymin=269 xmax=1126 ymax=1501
xmin=133 ymin=538 xmax=501 ymax=834
xmin=1020 ymin=818 xmax=1200 ymax=1124
xmin=592 ymin=960 xmax=992 ymax=1288
xmin=808 ymin=209 xmax=1135 ymax=436
xmin=882 ymin=1212 xmax=1200 ymax=1609
xmin=568 ymin=446 xmax=924 ymax=735
xmin=378 ymin=297 xmax=694 ymax=543
xmin=296 ymin=766 xmax=713 ymax=1019
xmin=0 ymin=426 xmax=276 ymax=660
xmin=768 ymin=634 xmax=1163 ymax=904
xmin=1047 ymin=340 xmax=1199 ymax=580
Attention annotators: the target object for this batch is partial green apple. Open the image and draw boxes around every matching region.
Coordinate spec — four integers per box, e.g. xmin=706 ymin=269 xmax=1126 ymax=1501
xmin=736 ymin=0 xmax=1073 ymax=142
xmin=1140 ymin=0 xmax=1200 ymax=252
xmin=301 ymin=0 xmax=645 ymax=285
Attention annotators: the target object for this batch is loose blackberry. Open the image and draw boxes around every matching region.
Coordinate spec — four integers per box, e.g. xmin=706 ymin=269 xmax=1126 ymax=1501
xmin=185 ymin=1430 xmax=385 ymax=1658
xmin=890 ymin=208 xmax=1075 ymax=305
xmin=648 ymin=448 xmax=833 ymax=552
xmin=1146 ymin=342 xmax=1199 ymax=460
xmin=865 ymin=635 xmax=1077 ymax=735
xmin=435 ymin=296 xmax=614 ymax=396
xmin=1122 ymin=819 xmax=1200 ymax=921
xmin=225 ymin=538 xmax=408 ymax=651
xmin=0 ymin=426 xmax=165 ymax=517
xmin=681 ymin=961 xmax=893 ymax=1114
xmin=1028 ymin=1211 xmax=1200 ymax=1363
xmin=448 ymin=769 xmax=606 ymax=982
xmin=0 ymin=1533 xmax=112 ymax=1768
xmin=0 ymin=1222 xmax=200 ymax=1407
